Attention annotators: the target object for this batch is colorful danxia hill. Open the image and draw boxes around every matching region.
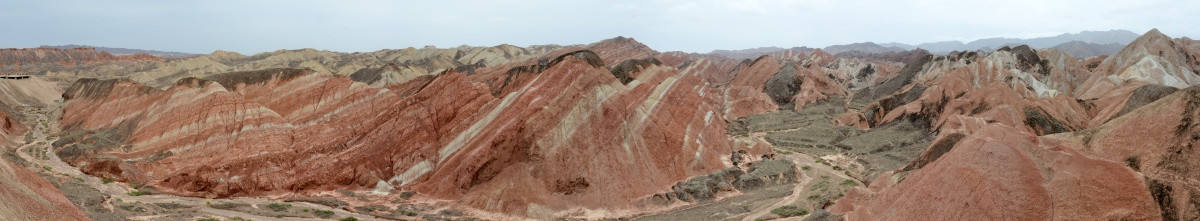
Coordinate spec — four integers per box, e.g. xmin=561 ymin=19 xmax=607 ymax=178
xmin=1 ymin=29 xmax=1199 ymax=220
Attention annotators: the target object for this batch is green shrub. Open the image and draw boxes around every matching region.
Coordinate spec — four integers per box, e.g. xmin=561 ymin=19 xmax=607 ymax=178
xmin=313 ymin=210 xmax=335 ymax=218
xmin=771 ymin=205 xmax=809 ymax=217
xmin=265 ymin=203 xmax=292 ymax=212
xmin=841 ymin=179 xmax=859 ymax=186
xmin=831 ymin=165 xmax=842 ymax=170
xmin=102 ymin=178 xmax=115 ymax=184
xmin=339 ymin=217 xmax=359 ymax=221
xmin=196 ymin=218 xmax=220 ymax=221
xmin=801 ymin=165 xmax=811 ymax=171
xmin=807 ymin=194 xmax=822 ymax=200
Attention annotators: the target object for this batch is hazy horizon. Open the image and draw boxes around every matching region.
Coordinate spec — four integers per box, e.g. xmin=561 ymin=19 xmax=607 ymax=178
xmin=3 ymin=0 xmax=1197 ymax=55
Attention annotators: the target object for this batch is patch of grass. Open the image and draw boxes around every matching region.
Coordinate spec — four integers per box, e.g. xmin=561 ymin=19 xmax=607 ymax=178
xmin=801 ymin=165 xmax=811 ymax=171
xmin=831 ymin=165 xmax=842 ymax=170
xmin=339 ymin=217 xmax=359 ymax=221
xmin=265 ymin=203 xmax=292 ymax=212
xmin=118 ymin=204 xmax=147 ymax=212
xmin=196 ymin=218 xmax=220 ymax=221
xmin=207 ymin=202 xmax=248 ymax=210
xmin=154 ymin=202 xmax=191 ymax=209
xmin=395 ymin=209 xmax=418 ymax=216
xmin=127 ymin=189 xmax=151 ymax=196
xmin=771 ymin=205 xmax=809 ymax=217
xmin=807 ymin=194 xmax=822 ymax=200
xmin=313 ymin=210 xmax=335 ymax=218
xmin=102 ymin=177 xmax=115 ymax=184
xmin=841 ymin=179 xmax=859 ymax=186
xmin=231 ymin=217 xmax=252 ymax=221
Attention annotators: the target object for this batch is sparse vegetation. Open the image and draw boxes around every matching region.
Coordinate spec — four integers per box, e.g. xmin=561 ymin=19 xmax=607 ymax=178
xmin=102 ymin=177 xmax=115 ymax=184
xmin=265 ymin=203 xmax=292 ymax=212
xmin=197 ymin=218 xmax=219 ymax=221
xmin=313 ymin=210 xmax=335 ymax=218
xmin=801 ymin=165 xmax=811 ymax=171
xmin=154 ymin=202 xmax=191 ymax=209
xmin=841 ymin=179 xmax=859 ymax=186
xmin=832 ymin=165 xmax=843 ymax=170
xmin=127 ymin=189 xmax=151 ymax=196
xmin=207 ymin=202 xmax=248 ymax=210
xmin=771 ymin=205 xmax=809 ymax=217
xmin=339 ymin=216 xmax=359 ymax=221
xmin=808 ymin=194 xmax=822 ymax=200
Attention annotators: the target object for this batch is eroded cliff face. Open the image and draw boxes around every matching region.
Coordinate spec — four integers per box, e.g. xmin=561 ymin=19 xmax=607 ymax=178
xmin=33 ymin=29 xmax=1200 ymax=220
xmin=53 ymin=41 xmax=743 ymax=216
xmin=828 ymin=29 xmax=1200 ymax=220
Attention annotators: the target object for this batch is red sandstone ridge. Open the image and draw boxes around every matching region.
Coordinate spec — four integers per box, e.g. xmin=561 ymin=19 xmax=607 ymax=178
xmin=0 ymin=158 xmax=91 ymax=221
xmin=56 ymin=48 xmax=734 ymax=217
xmin=35 ymin=30 xmax=1200 ymax=220
xmin=831 ymin=123 xmax=1159 ymax=220
xmin=1047 ymin=86 xmax=1200 ymax=220
xmin=827 ymin=30 xmax=1200 ymax=221
xmin=0 ymin=47 xmax=164 ymax=67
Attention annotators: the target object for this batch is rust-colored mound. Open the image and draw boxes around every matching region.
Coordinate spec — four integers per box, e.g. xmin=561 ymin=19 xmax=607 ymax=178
xmin=831 ymin=123 xmax=1159 ymax=220
xmin=1049 ymin=86 xmax=1200 ymax=220
xmin=0 ymin=159 xmax=91 ymax=221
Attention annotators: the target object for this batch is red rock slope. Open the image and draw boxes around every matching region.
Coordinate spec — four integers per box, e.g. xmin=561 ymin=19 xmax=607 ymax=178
xmin=830 ymin=123 xmax=1159 ymax=220
xmin=56 ymin=48 xmax=734 ymax=217
xmin=0 ymin=111 xmax=90 ymax=220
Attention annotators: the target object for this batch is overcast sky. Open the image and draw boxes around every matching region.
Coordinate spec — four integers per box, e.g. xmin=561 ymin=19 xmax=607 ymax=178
xmin=2 ymin=0 xmax=1197 ymax=55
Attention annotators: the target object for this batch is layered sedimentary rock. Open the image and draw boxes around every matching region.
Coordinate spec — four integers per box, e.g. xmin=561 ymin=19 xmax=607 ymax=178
xmin=0 ymin=47 xmax=163 ymax=67
xmin=0 ymin=104 xmax=88 ymax=220
xmin=0 ymin=158 xmax=91 ymax=221
xmin=37 ymin=29 xmax=1200 ymax=220
xmin=1049 ymin=86 xmax=1200 ymax=220
xmin=55 ymin=41 xmax=739 ymax=217
xmin=830 ymin=123 xmax=1159 ymax=220
xmin=1090 ymin=29 xmax=1200 ymax=88
xmin=829 ymin=30 xmax=1200 ymax=220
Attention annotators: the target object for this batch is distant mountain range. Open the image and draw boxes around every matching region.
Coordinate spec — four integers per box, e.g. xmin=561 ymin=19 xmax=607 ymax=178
xmin=39 ymin=44 xmax=198 ymax=58
xmin=713 ymin=30 xmax=1142 ymax=59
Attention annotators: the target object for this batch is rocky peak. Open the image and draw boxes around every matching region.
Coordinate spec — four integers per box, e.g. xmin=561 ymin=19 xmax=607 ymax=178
xmin=1097 ymin=28 xmax=1200 ymax=87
